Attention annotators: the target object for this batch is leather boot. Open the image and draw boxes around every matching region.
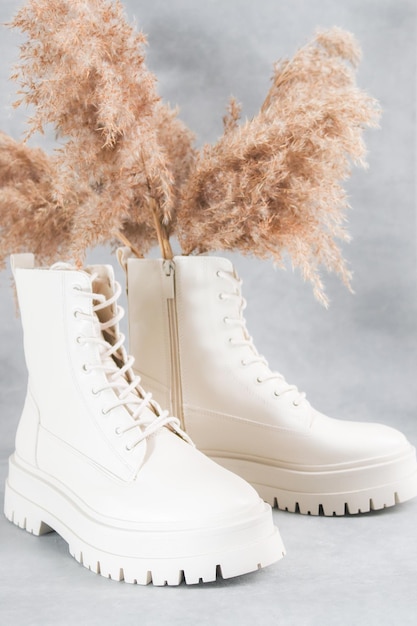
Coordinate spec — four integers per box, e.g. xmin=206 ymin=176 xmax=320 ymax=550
xmin=4 ymin=253 xmax=284 ymax=585
xmin=120 ymin=250 xmax=417 ymax=516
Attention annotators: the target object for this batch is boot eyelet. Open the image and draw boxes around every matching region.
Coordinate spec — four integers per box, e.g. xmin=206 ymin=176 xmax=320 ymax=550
xmin=218 ymin=293 xmax=225 ymax=300
xmin=115 ymin=427 xmax=122 ymax=435
xmin=216 ymin=271 xmax=222 ymax=278
xmin=82 ymin=363 xmax=91 ymax=373
xmin=223 ymin=316 xmax=230 ymax=324
xmin=293 ymin=400 xmax=300 ymax=407
xmin=274 ymin=391 xmax=281 ymax=398
xmin=76 ymin=336 xmax=85 ymax=345
xmin=101 ymin=407 xmax=109 ymax=415
xmin=241 ymin=359 xmax=248 ymax=366
xmin=91 ymin=388 xmax=101 ymax=396
xmin=125 ymin=443 xmax=133 ymax=451
xmin=256 ymin=377 xmax=263 ymax=384
xmin=73 ymin=309 xmax=82 ymax=319
xmin=72 ymin=284 xmax=83 ymax=292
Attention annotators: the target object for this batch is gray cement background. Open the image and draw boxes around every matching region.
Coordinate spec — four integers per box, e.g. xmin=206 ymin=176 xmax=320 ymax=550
xmin=0 ymin=0 xmax=416 ymax=624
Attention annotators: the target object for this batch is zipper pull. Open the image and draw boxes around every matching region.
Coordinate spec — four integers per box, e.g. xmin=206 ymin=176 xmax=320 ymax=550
xmin=162 ymin=259 xmax=175 ymax=300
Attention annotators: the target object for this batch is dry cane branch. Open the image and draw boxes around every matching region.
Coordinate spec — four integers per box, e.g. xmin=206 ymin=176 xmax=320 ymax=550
xmin=115 ymin=231 xmax=144 ymax=259
xmin=149 ymin=199 xmax=174 ymax=261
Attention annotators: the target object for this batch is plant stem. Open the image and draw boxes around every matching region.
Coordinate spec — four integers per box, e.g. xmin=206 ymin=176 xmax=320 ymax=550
xmin=116 ymin=231 xmax=143 ymax=259
xmin=149 ymin=197 xmax=174 ymax=260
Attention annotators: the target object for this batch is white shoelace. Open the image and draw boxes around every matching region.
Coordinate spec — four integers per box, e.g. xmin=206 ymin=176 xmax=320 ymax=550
xmin=52 ymin=263 xmax=191 ymax=449
xmin=217 ymin=269 xmax=306 ymax=406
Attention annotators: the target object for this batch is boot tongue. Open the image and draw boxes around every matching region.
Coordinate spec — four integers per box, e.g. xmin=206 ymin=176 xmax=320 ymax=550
xmin=85 ymin=265 xmax=126 ymax=367
xmin=85 ymin=264 xmax=117 ymax=337
xmin=84 ymin=264 xmax=128 ymax=372
xmin=84 ymin=264 xmax=159 ymax=423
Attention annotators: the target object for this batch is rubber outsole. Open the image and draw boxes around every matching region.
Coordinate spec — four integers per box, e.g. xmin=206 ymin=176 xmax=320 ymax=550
xmin=4 ymin=455 xmax=285 ymax=585
xmin=210 ymin=449 xmax=417 ymax=516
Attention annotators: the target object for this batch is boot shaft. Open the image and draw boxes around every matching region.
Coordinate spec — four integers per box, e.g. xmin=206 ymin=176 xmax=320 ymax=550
xmin=123 ymin=256 xmax=174 ymax=411
xmin=123 ymin=252 xmax=307 ymax=431
xmin=12 ymin=254 xmax=162 ymax=479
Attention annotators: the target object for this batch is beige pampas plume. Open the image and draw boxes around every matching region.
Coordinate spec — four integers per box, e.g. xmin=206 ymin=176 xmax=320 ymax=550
xmin=2 ymin=10 xmax=379 ymax=305
xmin=8 ymin=0 xmax=194 ymax=262
xmin=0 ymin=132 xmax=73 ymax=268
xmin=177 ymin=28 xmax=381 ymax=305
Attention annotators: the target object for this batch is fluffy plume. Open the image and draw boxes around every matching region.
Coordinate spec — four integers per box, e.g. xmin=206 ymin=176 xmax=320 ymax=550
xmin=121 ymin=103 xmax=195 ymax=257
xmin=177 ymin=28 xmax=381 ymax=304
xmin=8 ymin=0 xmax=194 ymax=262
xmin=0 ymin=132 xmax=73 ymax=268
xmin=2 ymin=8 xmax=379 ymax=303
xmin=223 ymin=97 xmax=242 ymax=134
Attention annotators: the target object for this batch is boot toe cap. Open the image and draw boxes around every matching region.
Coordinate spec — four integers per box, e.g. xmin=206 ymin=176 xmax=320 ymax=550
xmin=134 ymin=429 xmax=264 ymax=525
xmin=310 ymin=411 xmax=412 ymax=466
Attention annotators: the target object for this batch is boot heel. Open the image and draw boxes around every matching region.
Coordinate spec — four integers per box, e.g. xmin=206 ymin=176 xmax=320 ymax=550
xmin=4 ymin=481 xmax=53 ymax=536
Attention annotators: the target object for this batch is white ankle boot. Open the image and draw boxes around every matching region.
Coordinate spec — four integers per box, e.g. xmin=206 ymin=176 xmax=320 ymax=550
xmin=120 ymin=251 xmax=417 ymax=516
xmin=4 ymin=254 xmax=284 ymax=585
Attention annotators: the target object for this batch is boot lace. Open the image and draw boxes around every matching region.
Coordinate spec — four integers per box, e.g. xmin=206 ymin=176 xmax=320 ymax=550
xmin=217 ymin=269 xmax=306 ymax=406
xmin=53 ymin=263 xmax=192 ymax=449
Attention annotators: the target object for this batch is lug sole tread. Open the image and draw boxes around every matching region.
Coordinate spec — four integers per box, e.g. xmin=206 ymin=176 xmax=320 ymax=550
xmin=258 ymin=484 xmax=416 ymax=516
xmin=4 ymin=481 xmax=284 ymax=586
xmin=210 ymin=455 xmax=417 ymax=516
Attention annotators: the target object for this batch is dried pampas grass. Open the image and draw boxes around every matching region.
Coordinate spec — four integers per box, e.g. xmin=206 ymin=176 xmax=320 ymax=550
xmin=177 ymin=28 xmax=380 ymax=304
xmin=1 ymin=2 xmax=380 ymax=303
xmin=8 ymin=0 xmax=194 ymax=261
xmin=0 ymin=132 xmax=72 ymax=268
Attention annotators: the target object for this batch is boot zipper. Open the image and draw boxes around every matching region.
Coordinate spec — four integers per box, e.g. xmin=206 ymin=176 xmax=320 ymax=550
xmin=162 ymin=260 xmax=185 ymax=430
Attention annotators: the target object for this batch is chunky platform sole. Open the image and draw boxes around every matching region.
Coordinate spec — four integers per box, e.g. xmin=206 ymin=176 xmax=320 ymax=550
xmin=210 ymin=447 xmax=417 ymax=516
xmin=4 ymin=455 xmax=285 ymax=585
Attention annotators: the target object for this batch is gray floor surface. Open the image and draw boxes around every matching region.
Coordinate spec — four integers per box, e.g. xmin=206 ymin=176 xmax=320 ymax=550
xmin=1 ymin=1 xmax=416 ymax=625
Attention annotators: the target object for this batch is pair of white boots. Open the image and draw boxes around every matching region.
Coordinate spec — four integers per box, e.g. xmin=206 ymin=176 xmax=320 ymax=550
xmin=4 ymin=252 xmax=417 ymax=586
